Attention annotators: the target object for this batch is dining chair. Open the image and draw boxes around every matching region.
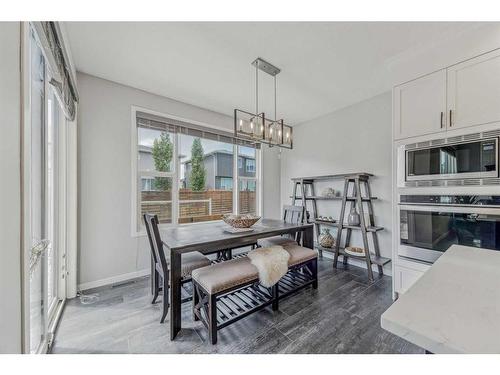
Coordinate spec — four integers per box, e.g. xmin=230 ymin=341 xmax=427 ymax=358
xmin=143 ymin=213 xmax=211 ymax=323
xmin=257 ymin=205 xmax=305 ymax=247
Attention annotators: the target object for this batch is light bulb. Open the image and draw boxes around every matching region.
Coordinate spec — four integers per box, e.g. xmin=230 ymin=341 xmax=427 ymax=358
xmin=270 ymin=128 xmax=273 ymax=134
xmin=250 ymin=121 xmax=254 ymax=130
xmin=286 ymin=132 xmax=290 ymax=139
xmin=239 ymin=119 xmax=243 ymax=129
xmin=261 ymin=124 xmax=264 ymax=132
xmin=278 ymin=130 xmax=282 ymax=137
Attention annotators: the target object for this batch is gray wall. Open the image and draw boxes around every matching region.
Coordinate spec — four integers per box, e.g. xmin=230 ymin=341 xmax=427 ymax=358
xmin=0 ymin=22 xmax=22 ymax=353
xmin=280 ymin=92 xmax=392 ymax=272
xmin=77 ymin=73 xmax=280 ymax=288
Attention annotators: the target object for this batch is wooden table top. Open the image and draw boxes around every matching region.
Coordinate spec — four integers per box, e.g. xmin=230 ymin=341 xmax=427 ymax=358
xmin=161 ymin=219 xmax=313 ymax=254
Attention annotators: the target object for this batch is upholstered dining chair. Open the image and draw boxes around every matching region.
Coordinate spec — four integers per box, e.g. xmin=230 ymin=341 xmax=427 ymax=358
xmin=143 ymin=213 xmax=211 ymax=323
xmin=257 ymin=205 xmax=305 ymax=248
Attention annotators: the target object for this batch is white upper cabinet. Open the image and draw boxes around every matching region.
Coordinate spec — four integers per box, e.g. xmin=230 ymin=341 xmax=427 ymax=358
xmin=447 ymin=49 xmax=500 ymax=130
xmin=394 ymin=70 xmax=447 ymax=140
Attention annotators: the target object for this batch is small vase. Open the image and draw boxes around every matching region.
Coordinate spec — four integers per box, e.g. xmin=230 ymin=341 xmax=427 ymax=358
xmin=319 ymin=228 xmax=335 ymax=248
xmin=347 ymin=205 xmax=360 ymax=226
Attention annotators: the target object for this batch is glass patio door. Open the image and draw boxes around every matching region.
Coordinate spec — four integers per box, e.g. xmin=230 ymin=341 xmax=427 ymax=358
xmin=29 ymin=27 xmax=48 ymax=353
xmin=27 ymin=26 xmax=62 ymax=354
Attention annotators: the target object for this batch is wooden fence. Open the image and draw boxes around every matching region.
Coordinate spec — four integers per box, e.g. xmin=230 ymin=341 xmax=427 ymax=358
xmin=140 ymin=189 xmax=256 ymax=224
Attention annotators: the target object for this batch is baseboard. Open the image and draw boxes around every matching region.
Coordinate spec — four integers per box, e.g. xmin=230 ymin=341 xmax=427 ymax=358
xmin=78 ymin=269 xmax=150 ymax=292
xmin=320 ymin=250 xmax=392 ymax=276
xmin=77 ymin=250 xmax=391 ymax=291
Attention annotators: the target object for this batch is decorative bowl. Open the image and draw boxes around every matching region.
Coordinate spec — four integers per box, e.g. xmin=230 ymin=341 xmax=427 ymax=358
xmin=222 ymin=214 xmax=261 ymax=228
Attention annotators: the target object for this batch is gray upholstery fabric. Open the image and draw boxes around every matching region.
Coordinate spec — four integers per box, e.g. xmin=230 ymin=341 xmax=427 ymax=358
xmin=282 ymin=244 xmax=318 ymax=266
xmin=191 ymin=257 xmax=258 ymax=294
xmin=179 ymin=252 xmax=211 ymax=278
xmin=257 ymin=235 xmax=297 ymax=248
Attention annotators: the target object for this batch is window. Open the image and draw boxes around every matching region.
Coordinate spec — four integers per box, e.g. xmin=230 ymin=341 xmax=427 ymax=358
xmin=216 ymin=177 xmax=233 ymax=191
xmin=246 ymin=159 xmax=256 ymax=173
xmin=137 ymin=127 xmax=175 ymax=228
xmin=179 ymin=134 xmax=234 ymax=223
xmin=134 ymin=111 xmax=261 ymax=232
xmin=238 ymin=146 xmax=257 ymax=214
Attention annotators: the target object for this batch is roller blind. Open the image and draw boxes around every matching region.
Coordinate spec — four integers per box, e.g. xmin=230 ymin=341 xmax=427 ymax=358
xmin=32 ymin=22 xmax=79 ymax=121
xmin=136 ymin=111 xmax=261 ymax=149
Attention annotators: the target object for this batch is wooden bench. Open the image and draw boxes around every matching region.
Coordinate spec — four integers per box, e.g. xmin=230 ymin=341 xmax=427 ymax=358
xmin=192 ymin=243 xmax=318 ymax=344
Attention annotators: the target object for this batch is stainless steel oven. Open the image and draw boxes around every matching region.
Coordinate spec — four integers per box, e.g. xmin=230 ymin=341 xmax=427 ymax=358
xmin=405 ymin=138 xmax=498 ymax=181
xmin=398 ymin=195 xmax=500 ymax=263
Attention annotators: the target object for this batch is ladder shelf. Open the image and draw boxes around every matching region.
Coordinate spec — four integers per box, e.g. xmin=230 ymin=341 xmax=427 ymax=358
xmin=291 ymin=173 xmax=390 ymax=282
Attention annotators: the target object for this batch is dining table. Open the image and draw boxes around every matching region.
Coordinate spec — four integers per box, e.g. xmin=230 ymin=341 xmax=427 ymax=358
xmin=160 ymin=218 xmax=314 ymax=340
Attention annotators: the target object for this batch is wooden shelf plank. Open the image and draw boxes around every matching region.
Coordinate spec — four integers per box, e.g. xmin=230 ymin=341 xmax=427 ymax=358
xmin=370 ymin=255 xmax=392 ymax=266
xmin=290 ymin=196 xmax=377 ymax=201
xmin=315 ymin=244 xmax=336 ymax=253
xmin=337 ymin=247 xmax=391 ymax=266
xmin=315 ymin=244 xmax=391 ymax=266
xmin=312 ymin=220 xmax=338 ymax=227
xmin=342 ymin=225 xmax=384 ymax=232
xmin=291 ymin=172 xmax=373 ymax=181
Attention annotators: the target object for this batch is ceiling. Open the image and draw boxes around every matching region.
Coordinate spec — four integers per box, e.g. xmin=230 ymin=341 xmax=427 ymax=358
xmin=65 ymin=22 xmax=485 ymax=124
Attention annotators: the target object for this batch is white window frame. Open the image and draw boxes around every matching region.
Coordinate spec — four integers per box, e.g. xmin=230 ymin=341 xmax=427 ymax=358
xmin=131 ymin=106 xmax=262 ymax=237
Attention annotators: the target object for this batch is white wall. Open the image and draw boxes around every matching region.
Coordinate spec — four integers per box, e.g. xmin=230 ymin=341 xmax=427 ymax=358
xmin=0 ymin=22 xmax=22 ymax=353
xmin=280 ymin=92 xmax=392 ymax=272
xmin=77 ymin=73 xmax=280 ymax=289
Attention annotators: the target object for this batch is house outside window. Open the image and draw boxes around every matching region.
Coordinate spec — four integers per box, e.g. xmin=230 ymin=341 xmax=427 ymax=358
xmin=134 ymin=110 xmax=261 ymax=232
xmin=246 ymin=159 xmax=255 ymax=173
xmin=216 ymin=177 xmax=233 ymax=190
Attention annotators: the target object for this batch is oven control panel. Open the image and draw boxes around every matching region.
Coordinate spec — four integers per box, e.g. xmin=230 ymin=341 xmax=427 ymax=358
xmin=400 ymin=195 xmax=500 ymax=206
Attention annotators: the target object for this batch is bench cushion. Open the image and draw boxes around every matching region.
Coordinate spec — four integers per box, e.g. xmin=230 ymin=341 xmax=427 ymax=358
xmin=179 ymin=252 xmax=211 ymax=278
xmin=283 ymin=244 xmax=318 ymax=266
xmin=257 ymin=235 xmax=297 ymax=248
xmin=191 ymin=257 xmax=258 ymax=294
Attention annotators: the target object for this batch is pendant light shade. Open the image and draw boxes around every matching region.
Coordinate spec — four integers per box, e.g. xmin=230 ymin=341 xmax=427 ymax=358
xmin=234 ymin=57 xmax=292 ymax=149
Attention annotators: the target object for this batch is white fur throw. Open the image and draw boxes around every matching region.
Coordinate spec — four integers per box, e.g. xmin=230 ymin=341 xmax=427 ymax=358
xmin=247 ymin=245 xmax=290 ymax=287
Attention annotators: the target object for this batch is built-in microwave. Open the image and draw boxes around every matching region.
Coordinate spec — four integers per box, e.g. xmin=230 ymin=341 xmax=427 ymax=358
xmin=405 ymin=138 xmax=498 ymax=181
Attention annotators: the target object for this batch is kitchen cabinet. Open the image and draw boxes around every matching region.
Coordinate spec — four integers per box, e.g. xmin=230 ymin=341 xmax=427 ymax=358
xmin=393 ymin=48 xmax=500 ymax=141
xmin=394 ymin=263 xmax=428 ymax=295
xmin=394 ymin=70 xmax=447 ymax=140
xmin=447 ymin=49 xmax=500 ymax=130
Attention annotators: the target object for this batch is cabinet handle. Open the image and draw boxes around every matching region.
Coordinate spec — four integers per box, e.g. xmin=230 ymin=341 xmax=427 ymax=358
xmin=449 ymin=110 xmax=453 ymax=127
xmin=440 ymin=112 xmax=444 ymax=128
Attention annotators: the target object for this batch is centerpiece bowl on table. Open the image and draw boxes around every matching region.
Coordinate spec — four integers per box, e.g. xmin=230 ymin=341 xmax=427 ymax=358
xmin=222 ymin=214 xmax=261 ymax=229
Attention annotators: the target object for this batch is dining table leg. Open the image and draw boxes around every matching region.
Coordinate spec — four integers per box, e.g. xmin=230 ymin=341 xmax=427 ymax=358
xmin=170 ymin=251 xmax=182 ymax=340
xmin=302 ymin=226 xmax=314 ymax=249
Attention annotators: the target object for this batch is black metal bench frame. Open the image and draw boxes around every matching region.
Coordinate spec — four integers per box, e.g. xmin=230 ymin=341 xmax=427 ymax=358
xmin=192 ymin=257 xmax=318 ymax=344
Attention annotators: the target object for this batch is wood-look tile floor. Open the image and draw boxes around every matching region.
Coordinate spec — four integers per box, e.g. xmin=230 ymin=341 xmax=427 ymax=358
xmin=51 ymin=258 xmax=423 ymax=354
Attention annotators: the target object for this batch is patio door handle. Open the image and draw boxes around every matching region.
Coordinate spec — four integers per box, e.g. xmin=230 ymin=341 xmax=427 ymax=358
xmin=29 ymin=239 xmax=50 ymax=276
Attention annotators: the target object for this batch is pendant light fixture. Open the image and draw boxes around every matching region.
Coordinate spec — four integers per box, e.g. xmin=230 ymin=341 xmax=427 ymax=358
xmin=234 ymin=57 xmax=293 ymax=149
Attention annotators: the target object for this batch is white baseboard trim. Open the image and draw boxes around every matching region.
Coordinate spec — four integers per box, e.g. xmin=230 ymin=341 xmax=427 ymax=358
xmin=77 ymin=250 xmax=391 ymax=292
xmin=320 ymin=250 xmax=392 ymax=276
xmin=78 ymin=269 xmax=150 ymax=292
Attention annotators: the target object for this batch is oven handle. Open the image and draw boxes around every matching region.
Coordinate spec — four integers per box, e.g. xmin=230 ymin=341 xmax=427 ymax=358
xmin=398 ymin=204 xmax=500 ymax=215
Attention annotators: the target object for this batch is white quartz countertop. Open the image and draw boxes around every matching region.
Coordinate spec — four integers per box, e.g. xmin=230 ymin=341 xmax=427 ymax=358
xmin=381 ymin=245 xmax=500 ymax=354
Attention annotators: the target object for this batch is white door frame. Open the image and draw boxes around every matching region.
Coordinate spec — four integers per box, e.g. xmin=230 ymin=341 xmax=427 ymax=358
xmin=20 ymin=21 xmax=69 ymax=354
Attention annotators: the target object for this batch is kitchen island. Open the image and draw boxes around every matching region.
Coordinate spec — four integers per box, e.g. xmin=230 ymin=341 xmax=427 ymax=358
xmin=381 ymin=245 xmax=500 ymax=354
